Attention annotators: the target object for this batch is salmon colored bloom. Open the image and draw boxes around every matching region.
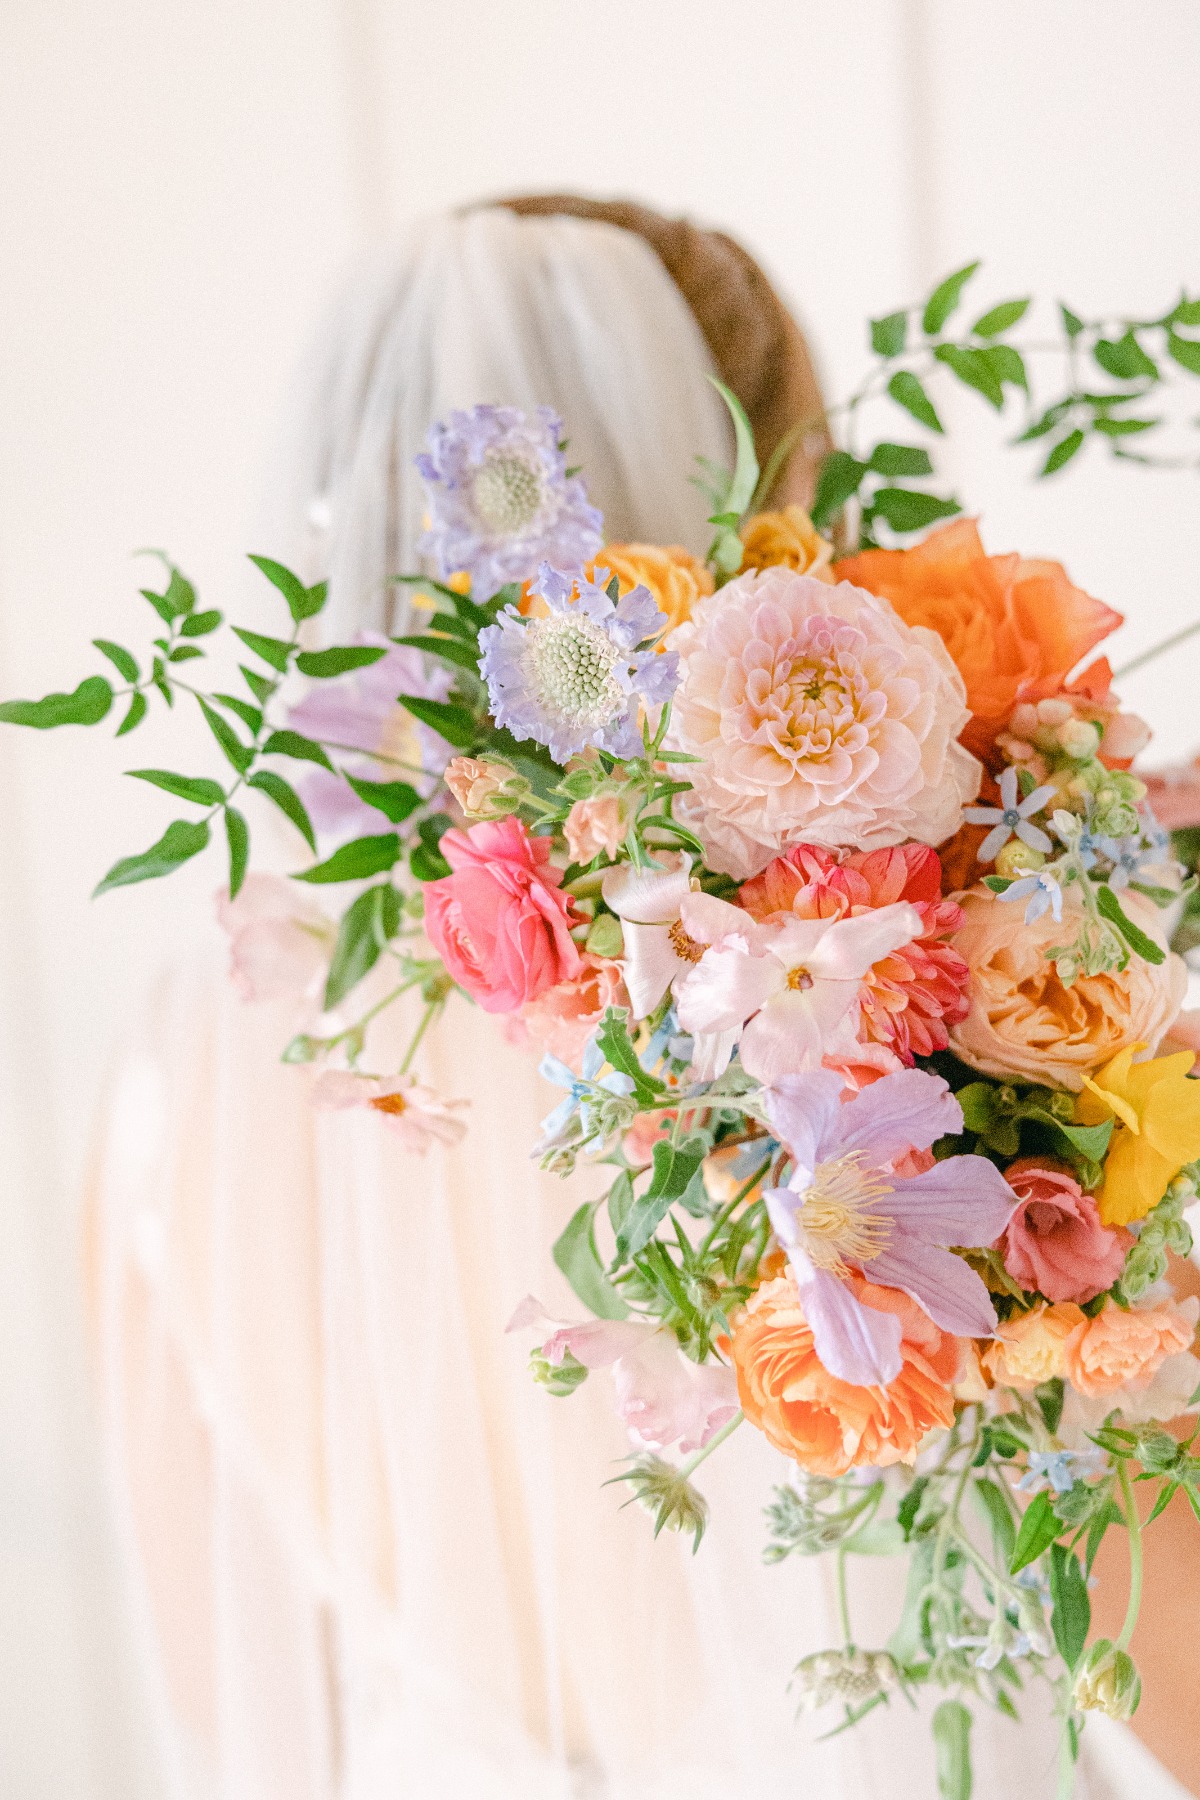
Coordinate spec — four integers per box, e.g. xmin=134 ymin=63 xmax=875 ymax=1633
xmin=738 ymin=843 xmax=970 ymax=1064
xmin=839 ymin=519 xmax=1122 ymax=765
xmin=1076 ymin=1045 xmax=1200 ymax=1226
xmin=520 ymin=954 xmax=629 ymax=1072
xmin=982 ymin=1302 xmax=1086 ymax=1391
xmin=1063 ymin=1298 xmax=1198 ymax=1397
xmin=739 ymin=506 xmax=834 ymax=579
xmin=584 ymin=542 xmax=715 ymax=639
xmin=730 ymin=1268 xmax=961 ymax=1475
xmin=563 ymin=792 xmax=628 ymax=863
xmin=997 ymin=1158 xmax=1131 ymax=1304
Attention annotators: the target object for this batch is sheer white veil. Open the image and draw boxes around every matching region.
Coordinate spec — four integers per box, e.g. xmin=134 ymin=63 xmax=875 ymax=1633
xmin=259 ymin=206 xmax=734 ymax=639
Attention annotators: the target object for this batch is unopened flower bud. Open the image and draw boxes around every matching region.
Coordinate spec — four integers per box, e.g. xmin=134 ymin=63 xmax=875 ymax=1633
xmin=444 ymin=756 xmax=526 ymax=819
xmin=1073 ymin=1639 xmax=1141 ymax=1719
xmin=1058 ymin=718 xmax=1102 ymax=760
xmin=1135 ymin=1427 xmax=1181 ymax=1474
xmin=996 ymin=840 xmax=1046 ymax=879
xmin=529 ymin=1347 xmax=589 ymax=1397
xmin=564 ymin=792 xmax=629 ymax=863
xmin=793 ymin=1648 xmax=898 ymax=1713
xmin=585 ymin=911 xmax=624 ymax=958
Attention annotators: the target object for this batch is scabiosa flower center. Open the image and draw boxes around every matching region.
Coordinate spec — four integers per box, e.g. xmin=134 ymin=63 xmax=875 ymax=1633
xmin=523 ymin=613 xmax=625 ymax=732
xmin=798 ymin=1152 xmax=894 ymax=1275
xmin=471 ymin=451 xmax=545 ymax=535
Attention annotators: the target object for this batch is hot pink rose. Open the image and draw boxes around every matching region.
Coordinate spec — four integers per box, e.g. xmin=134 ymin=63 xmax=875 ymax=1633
xmin=424 ymin=817 xmax=582 ymax=1013
xmin=997 ymin=1158 xmax=1131 ymax=1304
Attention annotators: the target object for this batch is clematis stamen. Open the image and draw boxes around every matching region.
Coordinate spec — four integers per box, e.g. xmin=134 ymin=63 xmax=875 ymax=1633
xmin=798 ymin=1152 xmax=894 ymax=1275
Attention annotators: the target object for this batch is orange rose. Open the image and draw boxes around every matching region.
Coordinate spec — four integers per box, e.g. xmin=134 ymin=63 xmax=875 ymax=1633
xmin=729 ymin=1270 xmax=960 ymax=1476
xmin=982 ymin=1302 xmax=1085 ymax=1390
xmin=738 ymin=506 xmax=835 ymax=579
xmin=839 ymin=519 xmax=1121 ymax=764
xmin=588 ymin=542 xmax=715 ymax=638
xmin=520 ymin=954 xmax=629 ymax=1072
xmin=1063 ymin=1299 xmax=1197 ymax=1397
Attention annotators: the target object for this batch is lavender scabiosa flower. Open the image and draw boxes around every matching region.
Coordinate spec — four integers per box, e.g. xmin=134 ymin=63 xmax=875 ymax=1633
xmin=479 ymin=562 xmax=678 ymax=762
xmin=416 ymin=405 xmax=603 ymax=597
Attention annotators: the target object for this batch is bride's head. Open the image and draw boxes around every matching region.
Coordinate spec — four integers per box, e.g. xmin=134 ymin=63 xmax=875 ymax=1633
xmin=264 ymin=198 xmax=828 ymax=638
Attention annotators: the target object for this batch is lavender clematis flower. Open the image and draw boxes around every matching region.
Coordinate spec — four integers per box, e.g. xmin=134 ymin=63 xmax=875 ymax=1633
xmin=417 ymin=405 xmax=603 ymax=597
xmin=479 ymin=562 xmax=677 ymax=762
xmin=998 ymin=868 xmax=1063 ymax=924
xmin=763 ymin=1068 xmax=1017 ymax=1388
xmin=965 ymin=766 xmax=1057 ymax=863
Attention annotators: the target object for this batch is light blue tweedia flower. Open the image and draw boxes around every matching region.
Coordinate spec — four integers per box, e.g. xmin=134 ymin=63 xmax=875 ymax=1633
xmin=479 ymin=562 xmax=679 ymax=762
xmin=1018 ymin=1448 xmax=1108 ymax=1497
xmin=535 ymin=1041 xmax=635 ymax=1153
xmin=416 ymin=405 xmax=603 ymax=598
xmin=1095 ymin=826 xmax=1173 ymax=890
xmin=964 ymin=766 xmax=1058 ymax=863
xmin=998 ymin=868 xmax=1064 ymax=924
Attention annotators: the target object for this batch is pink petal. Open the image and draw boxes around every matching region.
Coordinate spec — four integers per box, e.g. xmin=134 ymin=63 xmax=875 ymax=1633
xmin=891 ymin=1156 xmax=1018 ymax=1246
xmin=867 ymin=1228 xmax=999 ymax=1339
xmin=602 ymin=857 xmax=692 ymax=925
xmin=789 ymin=1248 xmax=904 ymax=1386
xmin=739 ymin=984 xmax=858 ymax=1082
xmin=679 ymin=889 xmax=762 ymax=947
xmin=620 ymin=920 xmax=683 ymax=1018
xmin=807 ymin=902 xmax=923 ymax=982
xmin=675 ymin=939 xmax=777 ymax=1035
xmin=764 ymin=1071 xmax=846 ymax=1172
xmin=612 ymin=1331 xmax=739 ymax=1453
xmin=836 ymin=1068 xmax=962 ymax=1162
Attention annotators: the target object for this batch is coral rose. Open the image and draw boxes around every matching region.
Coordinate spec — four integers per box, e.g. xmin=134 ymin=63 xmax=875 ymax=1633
xmin=982 ymin=1302 xmax=1085 ymax=1390
xmin=667 ymin=567 xmax=981 ymax=879
xmin=520 ymin=953 xmax=629 ymax=1071
xmin=947 ymin=888 xmax=1186 ymax=1091
xmin=729 ymin=1269 xmax=961 ymax=1476
xmin=1063 ymin=1298 xmax=1198 ymax=1397
xmin=423 ymin=816 xmax=582 ymax=1013
xmin=584 ymin=542 xmax=714 ymax=638
xmin=738 ymin=842 xmax=970 ymax=1063
xmin=997 ymin=1158 xmax=1131 ymax=1304
xmin=839 ymin=520 xmax=1122 ymax=765
xmin=739 ymin=506 xmax=834 ymax=578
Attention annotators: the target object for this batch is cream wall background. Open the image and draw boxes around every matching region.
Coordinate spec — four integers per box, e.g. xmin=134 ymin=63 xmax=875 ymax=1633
xmin=2 ymin=3 xmax=1200 ymax=1792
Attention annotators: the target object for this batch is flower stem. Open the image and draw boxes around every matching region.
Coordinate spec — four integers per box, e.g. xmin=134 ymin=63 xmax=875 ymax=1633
xmin=1112 ymin=614 xmax=1200 ymax=681
xmin=677 ymin=1408 xmax=743 ymax=1480
xmin=1116 ymin=1459 xmax=1144 ymax=1653
xmin=398 ymin=999 xmax=439 ymax=1076
xmin=836 ymin=1546 xmax=854 ymax=1650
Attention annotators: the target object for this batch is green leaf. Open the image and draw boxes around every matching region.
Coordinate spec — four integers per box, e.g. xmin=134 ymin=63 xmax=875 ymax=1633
xmin=1060 ymin=303 xmax=1085 ymax=337
xmin=1173 ymin=297 xmax=1200 ymax=326
xmin=887 ymin=369 xmax=944 ymax=432
xmin=392 ymin=632 xmax=482 ymax=672
xmin=1094 ymin=332 xmax=1158 ymax=382
xmin=1168 ymin=330 xmax=1200 ymax=376
xmin=247 ymin=769 xmax=316 ymax=850
xmin=972 ymin=298 xmax=1030 ymax=337
xmin=262 ymin=729 xmax=335 ymax=772
xmin=897 ymin=1476 xmax=928 ymax=1540
xmin=973 ymin=1477 xmax=1016 ymax=1566
xmin=931 ymin=1698 xmax=973 ymax=1800
xmin=1049 ymin=1116 xmax=1114 ymax=1161
xmin=810 ymin=450 xmax=868 ymax=528
xmin=394 ymin=574 xmax=496 ymax=634
xmin=707 ymin=377 xmax=760 ymax=518
xmin=1042 ymin=429 xmax=1086 ymax=476
xmin=1093 ymin=416 xmax=1158 ymax=436
xmin=168 ymin=645 xmax=205 ymax=663
xmin=0 ymin=675 xmax=113 ymax=729
xmin=1010 ymin=1489 xmax=1061 ymax=1573
xmin=93 ymin=639 xmax=140 ymax=682
xmin=596 ymin=1007 xmax=666 ymax=1107
xmin=324 ymin=882 xmax=401 ymax=1009
xmin=127 ymin=768 xmax=225 ymax=806
xmin=248 ymin=554 xmax=326 ymax=621
xmin=934 ymin=342 xmax=1004 ymax=408
xmin=870 ymin=311 xmax=908 ymax=357
xmin=922 ymin=261 xmax=981 ymax=335
xmin=199 ymin=697 xmax=253 ymax=773
xmin=211 ymin=692 xmax=263 ymax=735
xmin=1049 ymin=1544 xmax=1091 ymax=1671
xmin=984 ymin=343 xmax=1029 ymax=392
xmin=607 ymin=1169 xmax=635 ymax=1237
xmin=116 ymin=691 xmax=148 ymax=736
xmin=1036 ymin=1377 xmax=1065 ymax=1435
xmin=180 ymin=609 xmax=223 ymax=637
xmin=956 ymin=1082 xmax=997 ymax=1133
xmin=616 ymin=1137 xmax=708 ymax=1263
xmin=232 ymin=626 xmax=293 ymax=673
xmin=1018 ymin=399 xmax=1073 ymax=443
xmin=224 ymin=806 xmax=249 ymax=898
xmin=868 ymin=442 xmax=934 ymax=477
xmin=241 ymin=665 xmax=275 ymax=706
xmin=140 ymin=587 xmax=175 ymax=626
xmin=94 ymin=818 xmax=210 ymax=895
xmin=553 ymin=1200 xmax=630 ymax=1320
xmin=870 ymin=487 xmax=962 ymax=533
xmin=345 ymin=774 xmax=422 ymax=823
xmin=294 ymin=645 xmax=389 ymax=678
xmin=163 ymin=565 xmax=196 ymax=616
xmin=1096 ymin=884 xmax=1166 ymax=963
xmin=293 ymin=833 xmax=400 ymax=884
xmin=409 ymin=813 xmax=453 ymax=881
xmin=397 ymin=693 xmax=478 ymax=751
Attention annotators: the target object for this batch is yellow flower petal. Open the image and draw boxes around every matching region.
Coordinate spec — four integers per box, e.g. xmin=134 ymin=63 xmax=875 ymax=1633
xmin=1079 ymin=1073 xmax=1140 ymax=1136
xmin=1098 ymin=1126 xmax=1176 ymax=1227
xmin=1142 ymin=1071 xmax=1200 ymax=1169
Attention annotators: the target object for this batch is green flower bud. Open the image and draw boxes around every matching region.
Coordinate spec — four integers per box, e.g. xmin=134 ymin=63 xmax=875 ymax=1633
xmin=529 ymin=1348 xmax=588 ymax=1397
xmin=793 ymin=1648 xmax=899 ymax=1713
xmin=1134 ymin=1427 xmax=1181 ymax=1475
xmin=585 ymin=911 xmax=624 ymax=958
xmin=1073 ymin=1639 xmax=1141 ymax=1720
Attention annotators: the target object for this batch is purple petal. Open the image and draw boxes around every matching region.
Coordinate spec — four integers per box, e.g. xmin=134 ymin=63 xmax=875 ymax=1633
xmin=867 ymin=1228 xmax=999 ymax=1338
xmin=789 ymin=1249 xmax=904 ymax=1387
xmin=890 ymin=1155 xmax=1018 ymax=1246
xmin=764 ymin=1070 xmax=845 ymax=1173
xmin=836 ymin=1068 xmax=962 ymax=1161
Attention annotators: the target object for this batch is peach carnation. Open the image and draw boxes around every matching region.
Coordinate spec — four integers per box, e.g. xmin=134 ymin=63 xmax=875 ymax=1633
xmin=1063 ymin=1298 xmax=1198 ymax=1397
xmin=947 ymin=887 xmax=1187 ymax=1091
xmin=839 ymin=519 xmax=1122 ymax=766
xmin=738 ymin=506 xmax=834 ymax=578
xmin=667 ymin=567 xmax=981 ymax=880
xmin=982 ymin=1302 xmax=1085 ymax=1391
xmin=730 ymin=1268 xmax=961 ymax=1476
xmin=520 ymin=954 xmax=629 ymax=1072
xmin=738 ymin=842 xmax=970 ymax=1064
xmin=585 ymin=542 xmax=714 ymax=639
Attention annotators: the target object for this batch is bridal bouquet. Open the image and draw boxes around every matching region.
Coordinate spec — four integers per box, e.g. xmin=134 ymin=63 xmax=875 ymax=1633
xmin=11 ymin=264 xmax=1200 ymax=1799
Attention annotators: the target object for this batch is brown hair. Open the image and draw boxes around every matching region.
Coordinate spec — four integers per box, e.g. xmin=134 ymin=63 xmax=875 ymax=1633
xmin=491 ymin=194 xmax=831 ymax=507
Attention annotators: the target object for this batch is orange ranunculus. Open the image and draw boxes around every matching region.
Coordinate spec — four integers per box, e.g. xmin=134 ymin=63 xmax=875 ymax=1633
xmin=1063 ymin=1298 xmax=1198 ymax=1397
xmin=738 ymin=506 xmax=835 ymax=579
xmin=981 ymin=1302 xmax=1085 ymax=1391
xmin=588 ymin=542 xmax=714 ymax=638
xmin=838 ymin=519 xmax=1122 ymax=765
xmin=729 ymin=1269 xmax=961 ymax=1476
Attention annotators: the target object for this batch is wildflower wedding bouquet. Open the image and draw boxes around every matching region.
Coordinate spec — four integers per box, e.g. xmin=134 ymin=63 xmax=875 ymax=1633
xmin=11 ymin=263 xmax=1200 ymax=1799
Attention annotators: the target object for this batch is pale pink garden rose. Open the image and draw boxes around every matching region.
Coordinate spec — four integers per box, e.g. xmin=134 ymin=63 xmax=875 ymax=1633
xmin=564 ymin=792 xmax=628 ymax=864
xmin=665 ymin=568 xmax=981 ymax=880
xmin=313 ymin=1069 xmax=468 ymax=1153
xmin=215 ymin=873 xmax=330 ymax=1003
xmin=521 ymin=954 xmax=629 ymax=1072
xmin=507 ymin=1296 xmax=739 ymax=1454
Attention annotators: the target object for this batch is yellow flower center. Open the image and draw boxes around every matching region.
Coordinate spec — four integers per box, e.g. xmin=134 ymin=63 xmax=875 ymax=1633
xmin=799 ymin=1153 xmax=894 ymax=1275
xmin=370 ymin=1092 xmax=408 ymax=1117
xmin=668 ymin=918 xmax=705 ymax=963
xmin=785 ymin=964 xmax=814 ymax=991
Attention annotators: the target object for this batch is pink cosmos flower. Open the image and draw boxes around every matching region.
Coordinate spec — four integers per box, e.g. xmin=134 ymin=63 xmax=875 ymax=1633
xmin=665 ymin=567 xmax=980 ymax=879
xmin=215 ymin=873 xmax=330 ymax=1003
xmin=521 ymin=954 xmax=630 ymax=1072
xmin=997 ymin=1159 xmax=1131 ymax=1304
xmin=764 ymin=1068 xmax=1017 ymax=1387
xmin=312 ymin=1069 xmax=468 ymax=1152
xmin=424 ymin=816 xmax=582 ymax=1013
xmin=507 ymin=1297 xmax=738 ymax=1454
